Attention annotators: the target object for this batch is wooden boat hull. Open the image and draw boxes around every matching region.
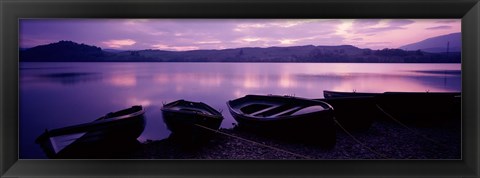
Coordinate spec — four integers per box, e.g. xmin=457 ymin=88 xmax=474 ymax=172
xmin=376 ymin=92 xmax=460 ymax=125
xmin=161 ymin=100 xmax=224 ymax=143
xmin=227 ymin=95 xmax=335 ymax=146
xmin=35 ymin=105 xmax=146 ymax=158
xmin=324 ymin=90 xmax=380 ymax=99
xmin=317 ymin=96 xmax=377 ymax=131
xmin=324 ymin=90 xmax=461 ymax=126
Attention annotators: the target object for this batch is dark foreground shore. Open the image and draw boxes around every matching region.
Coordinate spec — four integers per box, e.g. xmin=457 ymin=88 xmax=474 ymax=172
xmin=124 ymin=119 xmax=460 ymax=160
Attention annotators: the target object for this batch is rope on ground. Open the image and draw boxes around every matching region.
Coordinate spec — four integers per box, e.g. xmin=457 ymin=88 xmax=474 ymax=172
xmin=333 ymin=118 xmax=390 ymax=159
xmin=375 ymin=104 xmax=450 ymax=149
xmin=194 ymin=124 xmax=312 ymax=159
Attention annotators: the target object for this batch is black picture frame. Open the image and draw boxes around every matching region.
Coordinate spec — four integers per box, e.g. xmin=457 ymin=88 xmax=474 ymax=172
xmin=1 ymin=0 xmax=479 ymax=177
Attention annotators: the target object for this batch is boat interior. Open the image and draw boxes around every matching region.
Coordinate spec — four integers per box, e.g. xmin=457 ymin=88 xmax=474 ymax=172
xmin=177 ymin=106 xmax=212 ymax=115
xmin=166 ymin=102 xmax=216 ymax=115
xmin=239 ymin=102 xmax=325 ymax=118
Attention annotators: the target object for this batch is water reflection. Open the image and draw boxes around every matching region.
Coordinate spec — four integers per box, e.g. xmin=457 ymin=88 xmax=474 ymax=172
xmin=242 ymin=74 xmax=263 ymax=89
xmin=153 ymin=74 xmax=170 ymax=83
xmin=19 ymin=62 xmax=461 ymax=159
xmin=278 ymin=74 xmax=296 ymax=88
xmin=38 ymin=72 xmax=101 ymax=85
xmin=153 ymin=73 xmax=225 ymax=87
xmin=108 ymin=73 xmax=137 ymax=87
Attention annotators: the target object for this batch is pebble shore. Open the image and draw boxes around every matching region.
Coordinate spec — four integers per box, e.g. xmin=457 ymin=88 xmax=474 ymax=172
xmin=126 ymin=119 xmax=461 ymax=160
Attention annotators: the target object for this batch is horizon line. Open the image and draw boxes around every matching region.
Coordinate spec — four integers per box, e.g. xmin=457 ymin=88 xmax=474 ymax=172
xmin=20 ymin=40 xmax=456 ymax=53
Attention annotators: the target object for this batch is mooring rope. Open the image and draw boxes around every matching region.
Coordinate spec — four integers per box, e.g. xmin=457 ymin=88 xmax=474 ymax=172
xmin=333 ymin=119 xmax=390 ymax=159
xmin=375 ymin=104 xmax=450 ymax=148
xmin=194 ymin=124 xmax=312 ymax=159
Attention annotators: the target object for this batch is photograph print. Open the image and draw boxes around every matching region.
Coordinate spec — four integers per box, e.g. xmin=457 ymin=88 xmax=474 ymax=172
xmin=19 ymin=19 xmax=461 ymax=159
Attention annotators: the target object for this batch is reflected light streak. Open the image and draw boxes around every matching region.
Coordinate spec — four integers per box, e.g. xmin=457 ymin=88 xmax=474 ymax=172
xmin=153 ymin=74 xmax=169 ymax=84
xmin=127 ymin=98 xmax=152 ymax=107
xmin=175 ymin=85 xmax=184 ymax=92
xmin=196 ymin=74 xmax=223 ymax=87
xmin=242 ymin=74 xmax=262 ymax=89
xmin=233 ymin=90 xmax=247 ymax=98
xmin=108 ymin=73 xmax=136 ymax=87
xmin=278 ymin=74 xmax=297 ymax=88
xmin=156 ymin=73 xmax=224 ymax=87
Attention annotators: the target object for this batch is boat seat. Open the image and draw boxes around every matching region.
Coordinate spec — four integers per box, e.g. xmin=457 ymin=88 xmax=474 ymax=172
xmin=249 ymin=105 xmax=281 ymax=116
xmin=180 ymin=108 xmax=208 ymax=115
xmin=268 ymin=106 xmax=303 ymax=117
xmin=291 ymin=105 xmax=325 ymax=116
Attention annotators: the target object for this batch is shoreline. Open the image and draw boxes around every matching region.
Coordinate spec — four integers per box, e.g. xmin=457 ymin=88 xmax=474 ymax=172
xmin=126 ymin=119 xmax=461 ymax=160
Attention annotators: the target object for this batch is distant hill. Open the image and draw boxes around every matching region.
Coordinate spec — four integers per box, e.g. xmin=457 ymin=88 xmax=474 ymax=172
xmin=20 ymin=41 xmax=461 ymax=63
xmin=399 ymin=32 xmax=461 ymax=53
xmin=20 ymin=41 xmax=105 ymax=61
xmin=103 ymin=49 xmax=126 ymax=53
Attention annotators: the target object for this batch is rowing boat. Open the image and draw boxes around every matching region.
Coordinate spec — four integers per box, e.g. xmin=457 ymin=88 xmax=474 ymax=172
xmin=227 ymin=95 xmax=335 ymax=146
xmin=161 ymin=100 xmax=224 ymax=143
xmin=35 ymin=105 xmax=146 ymax=158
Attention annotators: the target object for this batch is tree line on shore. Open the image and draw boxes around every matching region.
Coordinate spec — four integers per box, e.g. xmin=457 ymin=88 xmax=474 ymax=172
xmin=20 ymin=40 xmax=461 ymax=63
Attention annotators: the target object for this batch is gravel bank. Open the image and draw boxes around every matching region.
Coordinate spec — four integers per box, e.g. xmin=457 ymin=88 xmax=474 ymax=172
xmin=126 ymin=118 xmax=461 ymax=160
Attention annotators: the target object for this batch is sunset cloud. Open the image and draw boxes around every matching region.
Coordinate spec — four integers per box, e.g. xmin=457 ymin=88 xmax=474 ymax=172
xmin=20 ymin=19 xmax=461 ymax=50
xmin=102 ymin=39 xmax=136 ymax=48
xmin=233 ymin=20 xmax=314 ymax=32
xmin=152 ymin=44 xmax=199 ymax=51
xmin=234 ymin=23 xmax=267 ymax=31
xmin=426 ymin=25 xmax=452 ymax=30
xmin=279 ymin=39 xmax=299 ymax=45
xmin=435 ymin=20 xmax=458 ymax=24
xmin=195 ymin=40 xmax=222 ymax=44
xmin=242 ymin=37 xmax=263 ymax=42
xmin=350 ymin=19 xmax=415 ymax=35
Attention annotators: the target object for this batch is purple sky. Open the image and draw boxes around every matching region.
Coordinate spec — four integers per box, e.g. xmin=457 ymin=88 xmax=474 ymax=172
xmin=19 ymin=19 xmax=461 ymax=51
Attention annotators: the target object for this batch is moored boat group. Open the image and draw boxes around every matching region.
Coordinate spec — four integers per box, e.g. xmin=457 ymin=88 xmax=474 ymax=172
xmin=36 ymin=90 xmax=461 ymax=158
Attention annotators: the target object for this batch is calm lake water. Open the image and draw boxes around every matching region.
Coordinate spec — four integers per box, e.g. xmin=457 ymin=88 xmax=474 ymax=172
xmin=19 ymin=62 xmax=461 ymax=159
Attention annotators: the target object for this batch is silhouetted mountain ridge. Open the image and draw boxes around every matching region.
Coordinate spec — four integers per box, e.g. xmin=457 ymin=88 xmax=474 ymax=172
xmin=399 ymin=33 xmax=461 ymax=53
xmin=20 ymin=41 xmax=460 ymax=63
xmin=21 ymin=41 xmax=105 ymax=61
